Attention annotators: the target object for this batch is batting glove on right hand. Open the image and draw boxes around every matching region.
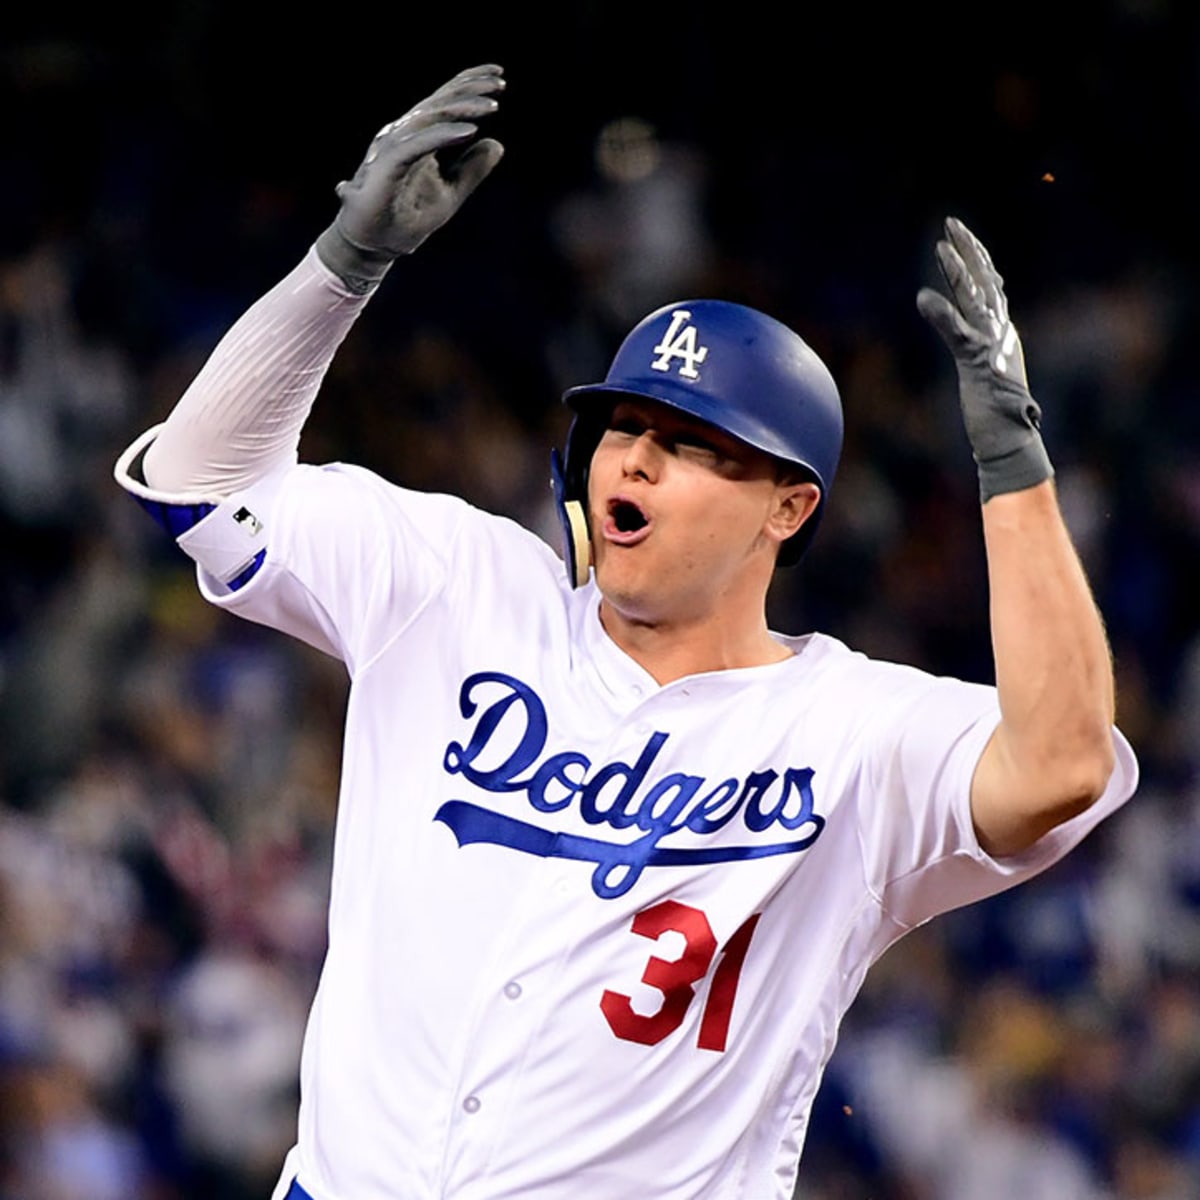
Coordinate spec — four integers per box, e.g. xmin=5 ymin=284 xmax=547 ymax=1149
xmin=916 ymin=217 xmax=1054 ymax=502
xmin=315 ymin=64 xmax=506 ymax=292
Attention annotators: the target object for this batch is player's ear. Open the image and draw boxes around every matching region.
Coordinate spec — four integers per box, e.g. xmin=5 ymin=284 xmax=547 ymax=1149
xmin=764 ymin=480 xmax=820 ymax=547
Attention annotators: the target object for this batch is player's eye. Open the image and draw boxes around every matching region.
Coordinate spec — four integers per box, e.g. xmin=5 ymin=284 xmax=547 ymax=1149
xmin=673 ymin=432 xmax=724 ymax=461
xmin=609 ymin=414 xmax=647 ymax=437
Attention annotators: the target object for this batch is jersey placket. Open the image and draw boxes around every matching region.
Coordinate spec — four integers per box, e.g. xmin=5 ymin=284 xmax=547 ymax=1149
xmin=432 ymin=686 xmax=685 ymax=1193
xmin=431 ymin=833 xmax=592 ymax=1192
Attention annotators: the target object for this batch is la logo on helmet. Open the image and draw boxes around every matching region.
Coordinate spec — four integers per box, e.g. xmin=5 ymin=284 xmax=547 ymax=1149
xmin=650 ymin=310 xmax=709 ymax=380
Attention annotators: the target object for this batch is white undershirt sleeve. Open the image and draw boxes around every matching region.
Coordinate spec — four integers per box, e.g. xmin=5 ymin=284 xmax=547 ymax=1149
xmin=140 ymin=248 xmax=375 ymax=498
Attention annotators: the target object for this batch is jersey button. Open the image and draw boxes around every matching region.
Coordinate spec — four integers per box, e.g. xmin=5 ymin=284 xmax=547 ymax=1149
xmin=463 ymin=1095 xmax=481 ymax=1114
xmin=503 ymin=981 xmax=522 ymax=1000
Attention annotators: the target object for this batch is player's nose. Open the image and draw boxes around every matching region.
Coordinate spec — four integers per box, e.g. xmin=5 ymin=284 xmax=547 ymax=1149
xmin=621 ymin=430 xmax=663 ymax=482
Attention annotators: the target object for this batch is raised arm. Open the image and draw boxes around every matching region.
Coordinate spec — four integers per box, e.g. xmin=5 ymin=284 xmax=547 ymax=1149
xmin=917 ymin=218 xmax=1116 ymax=857
xmin=128 ymin=64 xmax=505 ymax=500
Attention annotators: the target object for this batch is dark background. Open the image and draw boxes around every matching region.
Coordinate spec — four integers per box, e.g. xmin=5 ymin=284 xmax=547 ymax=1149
xmin=3 ymin=3 xmax=1200 ymax=1197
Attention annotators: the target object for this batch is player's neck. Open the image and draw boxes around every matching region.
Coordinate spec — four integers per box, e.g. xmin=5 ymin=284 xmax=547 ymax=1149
xmin=597 ymin=598 xmax=792 ymax=686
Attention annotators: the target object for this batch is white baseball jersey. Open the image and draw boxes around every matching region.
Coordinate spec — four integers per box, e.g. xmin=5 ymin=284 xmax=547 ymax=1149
xmin=113 ymin=252 xmax=1138 ymax=1199
xmin=147 ymin=457 xmax=1135 ymax=1200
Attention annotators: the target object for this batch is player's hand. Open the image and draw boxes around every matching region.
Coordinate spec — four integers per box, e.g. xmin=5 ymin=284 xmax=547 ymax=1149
xmin=916 ymin=217 xmax=1053 ymax=501
xmin=315 ymin=64 xmax=506 ymax=292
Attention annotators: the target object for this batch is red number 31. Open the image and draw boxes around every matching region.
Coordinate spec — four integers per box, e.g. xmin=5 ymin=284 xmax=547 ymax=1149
xmin=600 ymin=900 xmax=761 ymax=1053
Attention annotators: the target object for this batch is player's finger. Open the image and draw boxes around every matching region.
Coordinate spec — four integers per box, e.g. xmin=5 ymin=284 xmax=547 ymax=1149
xmin=442 ymin=137 xmax=505 ymax=198
xmin=419 ymin=67 xmax=506 ymax=113
xmin=407 ymin=95 xmax=502 ymax=134
xmin=370 ymin=68 xmax=504 ymax=144
xmin=946 ymin=218 xmax=1007 ymax=319
xmin=409 ymin=74 xmax=505 ymax=117
xmin=947 ymin=217 xmax=997 ymax=275
xmin=934 ymin=240 xmax=989 ymax=332
xmin=369 ymin=122 xmax=480 ymax=172
xmin=429 ymin=64 xmax=506 ymax=98
xmin=916 ymin=286 xmax=985 ymax=354
xmin=435 ymin=63 xmax=506 ymax=86
xmin=371 ymin=89 xmax=498 ymax=145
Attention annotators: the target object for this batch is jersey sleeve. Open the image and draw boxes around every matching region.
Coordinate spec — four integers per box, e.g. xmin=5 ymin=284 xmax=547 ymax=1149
xmin=850 ymin=664 xmax=1138 ymax=930
xmin=195 ymin=461 xmax=473 ymax=674
xmin=142 ymin=248 xmax=373 ymax=498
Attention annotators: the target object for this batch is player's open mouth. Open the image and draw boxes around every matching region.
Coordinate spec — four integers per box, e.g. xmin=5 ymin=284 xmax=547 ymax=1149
xmin=603 ymin=497 xmax=651 ymax=545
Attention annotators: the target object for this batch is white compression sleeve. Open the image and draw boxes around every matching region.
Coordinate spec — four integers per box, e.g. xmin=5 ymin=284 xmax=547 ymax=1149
xmin=142 ymin=248 xmax=374 ymax=498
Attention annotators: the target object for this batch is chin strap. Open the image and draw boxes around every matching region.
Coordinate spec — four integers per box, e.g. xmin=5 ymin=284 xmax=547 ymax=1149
xmin=550 ymin=449 xmax=592 ymax=589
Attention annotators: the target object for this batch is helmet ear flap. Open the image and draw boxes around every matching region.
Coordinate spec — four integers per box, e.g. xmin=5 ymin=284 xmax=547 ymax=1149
xmin=550 ymin=449 xmax=592 ymax=588
xmin=552 ymin=406 xmax=613 ymax=587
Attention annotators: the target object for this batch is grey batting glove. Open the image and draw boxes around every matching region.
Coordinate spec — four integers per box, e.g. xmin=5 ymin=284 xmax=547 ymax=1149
xmin=315 ymin=63 xmax=506 ymax=293
xmin=916 ymin=216 xmax=1054 ymax=502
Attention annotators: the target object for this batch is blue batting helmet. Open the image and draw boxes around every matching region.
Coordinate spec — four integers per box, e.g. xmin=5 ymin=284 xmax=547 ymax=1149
xmin=552 ymin=300 xmax=843 ymax=582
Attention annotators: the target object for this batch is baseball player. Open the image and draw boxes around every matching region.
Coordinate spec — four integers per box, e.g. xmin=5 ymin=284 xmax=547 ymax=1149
xmin=115 ymin=63 xmax=1137 ymax=1200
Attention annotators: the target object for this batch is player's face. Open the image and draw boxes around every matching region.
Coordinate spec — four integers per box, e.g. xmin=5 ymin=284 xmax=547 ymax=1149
xmin=587 ymin=399 xmax=819 ymax=623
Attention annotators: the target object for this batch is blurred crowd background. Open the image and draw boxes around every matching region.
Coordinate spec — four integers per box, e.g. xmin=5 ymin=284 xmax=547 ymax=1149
xmin=3 ymin=3 xmax=1200 ymax=1197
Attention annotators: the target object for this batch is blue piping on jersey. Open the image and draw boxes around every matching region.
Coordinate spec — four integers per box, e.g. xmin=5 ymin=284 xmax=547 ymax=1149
xmin=131 ymin=496 xmax=267 ymax=591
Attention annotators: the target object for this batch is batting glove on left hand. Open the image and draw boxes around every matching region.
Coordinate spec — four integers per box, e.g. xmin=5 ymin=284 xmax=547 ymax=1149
xmin=315 ymin=63 xmax=506 ymax=292
xmin=916 ymin=217 xmax=1054 ymax=501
